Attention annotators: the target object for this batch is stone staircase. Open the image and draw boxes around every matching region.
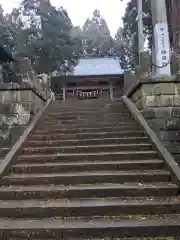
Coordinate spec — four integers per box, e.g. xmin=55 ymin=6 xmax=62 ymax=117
xmin=0 ymin=99 xmax=180 ymax=239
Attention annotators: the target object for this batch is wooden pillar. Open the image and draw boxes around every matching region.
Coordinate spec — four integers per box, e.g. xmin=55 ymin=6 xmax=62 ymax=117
xmin=110 ymin=83 xmax=113 ymax=100
xmin=63 ymin=85 xmax=66 ymax=101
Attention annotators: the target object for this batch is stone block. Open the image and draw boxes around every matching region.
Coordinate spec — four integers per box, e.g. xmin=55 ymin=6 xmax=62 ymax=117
xmin=157 ymin=95 xmax=174 ymax=107
xmin=154 ymin=107 xmax=172 ymax=119
xmin=165 ymin=142 xmax=180 ymax=154
xmin=131 ymin=82 xmax=180 ymax=105
xmin=0 ymin=148 xmax=10 ymax=158
xmin=144 ymin=95 xmax=157 ymax=107
xmin=142 ymin=83 xmax=176 ymax=96
xmin=0 ymin=113 xmax=19 ymax=125
xmin=0 ymin=92 xmax=4 ymax=101
xmin=147 ymin=118 xmax=166 ymax=131
xmin=142 ymin=84 xmax=153 ymax=96
xmin=20 ymin=90 xmax=32 ymax=102
xmin=0 ymin=125 xmax=26 ymax=150
xmin=174 ymin=95 xmax=180 ymax=106
xmin=0 ymin=103 xmax=15 ymax=114
xmin=152 ymin=83 xmax=176 ymax=95
xmin=134 ymin=95 xmax=174 ymax=109
xmin=141 ymin=108 xmax=156 ymax=119
xmin=142 ymin=95 xmax=175 ymax=107
xmin=175 ymin=83 xmax=180 ymax=95
xmin=142 ymin=107 xmax=172 ymax=119
xmin=159 ymin=130 xmax=180 ymax=141
xmin=171 ymin=108 xmax=180 ymax=118
xmin=165 ymin=118 xmax=180 ymax=130
xmin=3 ymin=91 xmax=21 ymax=102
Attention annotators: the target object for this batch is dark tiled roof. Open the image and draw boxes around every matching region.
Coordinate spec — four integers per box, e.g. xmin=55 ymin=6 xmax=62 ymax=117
xmin=73 ymin=57 xmax=124 ymax=76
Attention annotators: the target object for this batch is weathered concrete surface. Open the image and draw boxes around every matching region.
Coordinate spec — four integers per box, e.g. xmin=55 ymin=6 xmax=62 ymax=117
xmin=129 ymin=77 xmax=180 ymax=167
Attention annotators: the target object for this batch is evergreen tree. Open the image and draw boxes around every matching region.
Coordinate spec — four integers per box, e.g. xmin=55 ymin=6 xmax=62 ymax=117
xmin=0 ymin=1 xmax=80 ymax=75
xmin=70 ymin=26 xmax=83 ymax=55
xmin=117 ymin=0 xmax=152 ymax=70
xmin=82 ymin=9 xmax=113 ymax=54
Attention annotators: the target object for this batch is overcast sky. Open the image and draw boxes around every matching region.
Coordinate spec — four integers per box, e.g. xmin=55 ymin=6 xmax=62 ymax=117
xmin=1 ymin=0 xmax=129 ymax=36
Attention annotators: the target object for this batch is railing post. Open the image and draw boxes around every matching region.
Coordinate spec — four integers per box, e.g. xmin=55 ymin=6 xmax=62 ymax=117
xmin=63 ymin=85 xmax=66 ymax=101
xmin=110 ymin=83 xmax=113 ymax=100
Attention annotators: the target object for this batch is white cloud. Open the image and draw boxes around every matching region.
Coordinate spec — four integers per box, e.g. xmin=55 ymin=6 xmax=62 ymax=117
xmin=1 ymin=0 xmax=129 ymax=36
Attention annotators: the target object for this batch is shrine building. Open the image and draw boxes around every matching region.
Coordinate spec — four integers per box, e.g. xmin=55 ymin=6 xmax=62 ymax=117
xmin=51 ymin=56 xmax=124 ymax=100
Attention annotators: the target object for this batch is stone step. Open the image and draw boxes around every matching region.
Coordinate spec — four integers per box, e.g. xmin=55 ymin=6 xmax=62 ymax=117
xmin=47 ymin=109 xmax=129 ymax=115
xmin=41 ymin=116 xmax=134 ymax=123
xmin=0 ymin=214 xmax=180 ymax=238
xmin=52 ymin=99 xmax=121 ymax=103
xmin=49 ymin=101 xmax=125 ymax=106
xmin=29 ymin=131 xmax=146 ymax=141
xmin=21 ymin=144 xmax=153 ymax=155
xmin=25 ymin=137 xmax=149 ymax=147
xmin=1 ymin=99 xmax=178 ymax=239
xmin=2 ymin=238 xmax=177 ymax=240
xmin=46 ymin=111 xmax=130 ymax=117
xmin=48 ymin=106 xmax=128 ymax=111
xmin=49 ymin=102 xmax=124 ymax=109
xmin=33 ymin=126 xmax=142 ymax=134
xmin=50 ymin=100 xmax=125 ymax=105
xmin=37 ymin=121 xmax=139 ymax=129
xmin=0 ymin=197 xmax=180 ymax=218
xmin=40 ymin=118 xmax=136 ymax=125
xmin=11 ymin=160 xmax=164 ymax=174
xmin=1 ymin=170 xmax=170 ymax=186
xmin=18 ymin=151 xmax=158 ymax=163
xmin=42 ymin=112 xmax=131 ymax=119
xmin=44 ymin=108 xmax=130 ymax=113
xmin=40 ymin=116 xmax=135 ymax=124
xmin=44 ymin=105 xmax=129 ymax=111
xmin=0 ymin=182 xmax=176 ymax=200
xmin=44 ymin=109 xmax=130 ymax=116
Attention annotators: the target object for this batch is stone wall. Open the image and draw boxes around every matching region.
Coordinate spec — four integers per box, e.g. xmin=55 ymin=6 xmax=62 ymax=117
xmin=129 ymin=76 xmax=180 ymax=166
xmin=0 ymin=57 xmax=54 ymax=159
xmin=0 ymin=83 xmax=48 ymax=158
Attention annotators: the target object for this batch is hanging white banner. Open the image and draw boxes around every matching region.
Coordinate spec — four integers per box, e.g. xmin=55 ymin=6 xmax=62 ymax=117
xmin=154 ymin=22 xmax=171 ymax=76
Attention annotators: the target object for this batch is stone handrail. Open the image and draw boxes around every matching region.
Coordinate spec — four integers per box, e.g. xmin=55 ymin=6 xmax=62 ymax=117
xmin=122 ymin=95 xmax=180 ymax=187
